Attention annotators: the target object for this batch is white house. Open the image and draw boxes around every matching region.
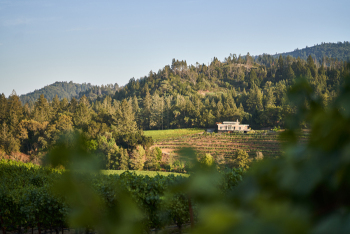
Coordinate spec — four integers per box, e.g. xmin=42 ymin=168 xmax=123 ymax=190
xmin=217 ymin=119 xmax=250 ymax=133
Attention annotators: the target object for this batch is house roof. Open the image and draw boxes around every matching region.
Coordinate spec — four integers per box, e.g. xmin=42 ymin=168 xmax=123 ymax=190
xmin=217 ymin=120 xmax=249 ymax=126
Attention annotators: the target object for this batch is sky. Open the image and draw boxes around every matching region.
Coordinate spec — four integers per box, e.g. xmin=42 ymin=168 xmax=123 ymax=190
xmin=0 ymin=0 xmax=349 ymax=97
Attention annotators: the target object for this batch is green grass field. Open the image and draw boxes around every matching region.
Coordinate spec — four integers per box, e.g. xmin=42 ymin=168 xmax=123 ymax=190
xmin=144 ymin=128 xmax=204 ymax=141
xmin=102 ymin=170 xmax=189 ymax=177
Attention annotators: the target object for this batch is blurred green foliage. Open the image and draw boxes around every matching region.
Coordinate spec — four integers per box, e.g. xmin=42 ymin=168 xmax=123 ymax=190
xmin=199 ymin=153 xmax=214 ymax=167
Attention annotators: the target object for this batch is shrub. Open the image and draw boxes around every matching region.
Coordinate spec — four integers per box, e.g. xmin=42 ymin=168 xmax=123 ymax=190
xmin=129 ymin=145 xmax=145 ymax=170
xmin=234 ymin=149 xmax=250 ymax=170
xmin=199 ymin=153 xmax=214 ymax=167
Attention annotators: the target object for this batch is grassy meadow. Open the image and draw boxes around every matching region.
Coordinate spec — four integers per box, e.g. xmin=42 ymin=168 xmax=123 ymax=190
xmin=143 ymin=128 xmax=204 ymax=141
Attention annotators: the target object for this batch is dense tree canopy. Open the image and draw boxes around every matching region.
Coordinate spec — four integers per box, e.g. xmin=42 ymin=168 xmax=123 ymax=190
xmin=19 ymin=81 xmax=94 ymax=104
xmin=270 ymin=41 xmax=350 ymax=62
xmin=1 ymin=45 xmax=349 ymax=170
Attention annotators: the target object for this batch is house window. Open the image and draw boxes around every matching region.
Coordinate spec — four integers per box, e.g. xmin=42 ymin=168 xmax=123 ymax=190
xmin=234 ymin=127 xmax=235 ymax=130
xmin=239 ymin=127 xmax=241 ymax=130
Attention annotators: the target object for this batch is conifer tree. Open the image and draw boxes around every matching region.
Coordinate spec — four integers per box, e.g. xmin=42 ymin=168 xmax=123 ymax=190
xmin=164 ymin=96 xmax=172 ymax=129
xmin=55 ymin=115 xmax=73 ymax=132
xmin=119 ymin=148 xmax=129 ymax=170
xmin=263 ymin=88 xmax=276 ymax=109
xmin=113 ymin=99 xmax=138 ymax=134
xmin=0 ymin=93 xmax=7 ymax=124
xmin=142 ymin=88 xmax=152 ymax=129
xmin=216 ymin=100 xmax=223 ymax=122
xmin=60 ymin=98 xmax=69 ymax=112
xmin=132 ymin=95 xmax=140 ymax=126
xmin=285 ymin=65 xmax=295 ymax=83
xmin=0 ymin=122 xmax=20 ymax=155
xmin=0 ymin=122 xmax=9 ymax=152
xmin=150 ymin=93 xmax=164 ymax=129
xmin=247 ymin=69 xmax=258 ymax=88
xmin=23 ymin=103 xmax=31 ymax=120
xmin=6 ymin=90 xmax=23 ymax=132
xmin=129 ymin=145 xmax=145 ymax=170
xmin=69 ymin=97 xmax=78 ymax=113
xmin=33 ymin=94 xmax=51 ymax=123
xmin=74 ymin=97 xmax=92 ymax=128
xmin=307 ymin=55 xmax=317 ymax=79
xmin=246 ymin=85 xmax=263 ymax=112
xmin=51 ymin=95 xmax=61 ymax=116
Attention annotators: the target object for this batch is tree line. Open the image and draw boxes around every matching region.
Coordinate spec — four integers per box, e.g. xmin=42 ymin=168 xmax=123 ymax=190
xmin=273 ymin=41 xmax=350 ymax=62
xmin=0 ymin=53 xmax=349 ymax=170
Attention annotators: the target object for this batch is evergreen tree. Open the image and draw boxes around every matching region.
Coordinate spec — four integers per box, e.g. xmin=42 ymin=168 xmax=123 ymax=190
xmin=216 ymin=100 xmax=224 ymax=122
xmin=142 ymin=88 xmax=152 ymax=129
xmin=55 ymin=115 xmax=74 ymax=132
xmin=150 ymin=93 xmax=164 ymax=129
xmin=23 ymin=103 xmax=31 ymax=120
xmin=60 ymin=98 xmax=69 ymax=112
xmin=246 ymin=85 xmax=263 ymax=112
xmin=247 ymin=69 xmax=258 ymax=88
xmin=164 ymin=96 xmax=172 ymax=129
xmin=6 ymin=90 xmax=23 ymax=133
xmin=132 ymin=95 xmax=141 ymax=126
xmin=285 ymin=65 xmax=295 ymax=83
xmin=0 ymin=122 xmax=10 ymax=153
xmin=32 ymin=94 xmax=51 ymax=123
xmin=129 ymin=145 xmax=145 ymax=170
xmin=275 ymin=55 xmax=285 ymax=82
xmin=307 ymin=55 xmax=317 ymax=79
xmin=51 ymin=95 xmax=61 ymax=116
xmin=69 ymin=97 xmax=78 ymax=113
xmin=119 ymin=148 xmax=129 ymax=170
xmin=0 ymin=94 xmax=7 ymax=124
xmin=275 ymin=81 xmax=287 ymax=106
xmin=263 ymin=88 xmax=276 ymax=109
xmin=113 ymin=99 xmax=138 ymax=134
xmin=73 ymin=98 xmax=92 ymax=128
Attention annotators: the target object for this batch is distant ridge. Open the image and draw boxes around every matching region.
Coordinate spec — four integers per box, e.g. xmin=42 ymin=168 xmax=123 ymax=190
xmin=19 ymin=81 xmax=93 ymax=104
xmin=271 ymin=41 xmax=350 ymax=61
xmin=19 ymin=42 xmax=350 ymax=104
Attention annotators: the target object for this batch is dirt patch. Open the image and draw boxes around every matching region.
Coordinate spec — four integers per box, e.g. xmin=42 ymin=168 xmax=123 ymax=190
xmin=153 ymin=147 xmax=177 ymax=155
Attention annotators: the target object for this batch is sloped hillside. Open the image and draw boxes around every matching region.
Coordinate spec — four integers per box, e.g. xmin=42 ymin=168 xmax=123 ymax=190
xmin=274 ymin=41 xmax=350 ymax=61
xmin=20 ymin=81 xmax=93 ymax=104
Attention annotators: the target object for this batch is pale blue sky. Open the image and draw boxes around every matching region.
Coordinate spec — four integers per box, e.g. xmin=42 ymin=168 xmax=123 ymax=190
xmin=0 ymin=0 xmax=349 ymax=97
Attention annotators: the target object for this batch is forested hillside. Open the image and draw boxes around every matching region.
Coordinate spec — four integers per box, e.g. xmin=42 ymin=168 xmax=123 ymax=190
xmin=19 ymin=81 xmax=93 ymax=104
xmin=112 ymin=54 xmax=348 ymax=130
xmin=1 ymin=47 xmax=349 ymax=170
xmin=77 ymin=83 xmax=120 ymax=101
xmin=273 ymin=41 xmax=350 ymax=61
